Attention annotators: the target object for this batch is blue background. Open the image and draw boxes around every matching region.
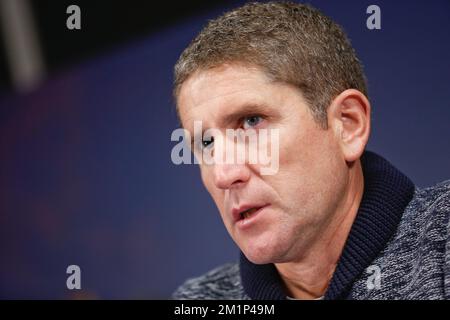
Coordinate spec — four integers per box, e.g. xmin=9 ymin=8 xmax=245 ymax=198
xmin=0 ymin=0 xmax=449 ymax=298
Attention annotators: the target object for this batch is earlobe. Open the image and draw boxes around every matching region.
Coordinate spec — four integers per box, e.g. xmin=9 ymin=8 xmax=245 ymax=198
xmin=329 ymin=89 xmax=371 ymax=162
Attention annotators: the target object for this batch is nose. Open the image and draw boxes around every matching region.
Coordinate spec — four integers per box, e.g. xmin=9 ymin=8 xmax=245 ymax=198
xmin=213 ymin=163 xmax=251 ymax=190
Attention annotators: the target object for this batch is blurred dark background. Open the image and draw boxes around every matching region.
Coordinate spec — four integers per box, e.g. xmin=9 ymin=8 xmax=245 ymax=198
xmin=0 ymin=0 xmax=449 ymax=299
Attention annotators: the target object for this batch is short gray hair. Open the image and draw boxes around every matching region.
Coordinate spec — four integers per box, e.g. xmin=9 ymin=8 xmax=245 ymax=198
xmin=174 ymin=1 xmax=367 ymax=128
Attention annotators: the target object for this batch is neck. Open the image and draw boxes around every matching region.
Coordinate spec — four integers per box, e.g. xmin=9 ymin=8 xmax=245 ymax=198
xmin=275 ymin=160 xmax=364 ymax=299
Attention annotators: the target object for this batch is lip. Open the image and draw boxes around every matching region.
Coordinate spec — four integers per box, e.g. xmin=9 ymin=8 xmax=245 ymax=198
xmin=231 ymin=203 xmax=270 ymax=228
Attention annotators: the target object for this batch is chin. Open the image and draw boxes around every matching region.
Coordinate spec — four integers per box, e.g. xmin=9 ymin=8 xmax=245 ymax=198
xmin=240 ymin=236 xmax=290 ymax=265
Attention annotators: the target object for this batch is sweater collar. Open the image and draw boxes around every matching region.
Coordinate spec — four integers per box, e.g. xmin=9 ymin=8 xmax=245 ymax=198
xmin=239 ymin=150 xmax=415 ymax=300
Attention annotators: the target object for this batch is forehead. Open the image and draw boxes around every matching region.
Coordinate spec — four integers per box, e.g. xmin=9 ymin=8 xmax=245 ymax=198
xmin=177 ymin=65 xmax=274 ymax=127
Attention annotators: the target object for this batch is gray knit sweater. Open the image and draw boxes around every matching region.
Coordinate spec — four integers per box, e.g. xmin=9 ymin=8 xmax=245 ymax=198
xmin=173 ymin=152 xmax=450 ymax=300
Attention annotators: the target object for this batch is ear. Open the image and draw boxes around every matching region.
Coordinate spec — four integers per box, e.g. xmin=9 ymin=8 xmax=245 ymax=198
xmin=328 ymin=89 xmax=371 ymax=162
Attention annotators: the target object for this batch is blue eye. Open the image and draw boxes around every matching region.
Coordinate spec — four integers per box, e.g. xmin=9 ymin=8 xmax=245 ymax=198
xmin=243 ymin=115 xmax=263 ymax=129
xmin=201 ymin=136 xmax=214 ymax=149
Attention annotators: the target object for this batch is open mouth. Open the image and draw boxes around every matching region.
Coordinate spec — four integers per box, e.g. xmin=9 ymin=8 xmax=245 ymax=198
xmin=239 ymin=207 xmax=260 ymax=220
xmin=232 ymin=204 xmax=270 ymax=225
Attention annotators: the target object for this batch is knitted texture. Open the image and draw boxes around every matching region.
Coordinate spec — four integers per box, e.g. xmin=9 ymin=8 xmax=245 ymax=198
xmin=172 ymin=151 xmax=450 ymax=300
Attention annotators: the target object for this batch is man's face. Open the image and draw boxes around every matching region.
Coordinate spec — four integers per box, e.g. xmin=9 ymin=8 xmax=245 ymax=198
xmin=178 ymin=64 xmax=349 ymax=264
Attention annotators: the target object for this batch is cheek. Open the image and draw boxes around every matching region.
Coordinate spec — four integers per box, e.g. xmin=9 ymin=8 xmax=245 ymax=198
xmin=279 ymin=122 xmax=338 ymax=171
xmin=275 ymin=127 xmax=342 ymax=205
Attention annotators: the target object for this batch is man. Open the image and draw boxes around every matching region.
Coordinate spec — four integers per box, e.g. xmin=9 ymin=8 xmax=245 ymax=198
xmin=171 ymin=2 xmax=450 ymax=299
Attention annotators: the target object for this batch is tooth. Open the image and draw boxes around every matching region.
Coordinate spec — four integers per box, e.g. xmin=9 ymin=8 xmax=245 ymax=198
xmin=243 ymin=208 xmax=257 ymax=219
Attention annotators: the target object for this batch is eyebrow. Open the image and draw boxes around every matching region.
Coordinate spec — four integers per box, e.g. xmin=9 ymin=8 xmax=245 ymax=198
xmin=219 ymin=103 xmax=272 ymax=127
xmin=189 ymin=102 xmax=273 ymax=146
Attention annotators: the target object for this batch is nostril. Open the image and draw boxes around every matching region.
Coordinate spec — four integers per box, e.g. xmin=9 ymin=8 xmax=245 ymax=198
xmin=213 ymin=163 xmax=251 ymax=190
